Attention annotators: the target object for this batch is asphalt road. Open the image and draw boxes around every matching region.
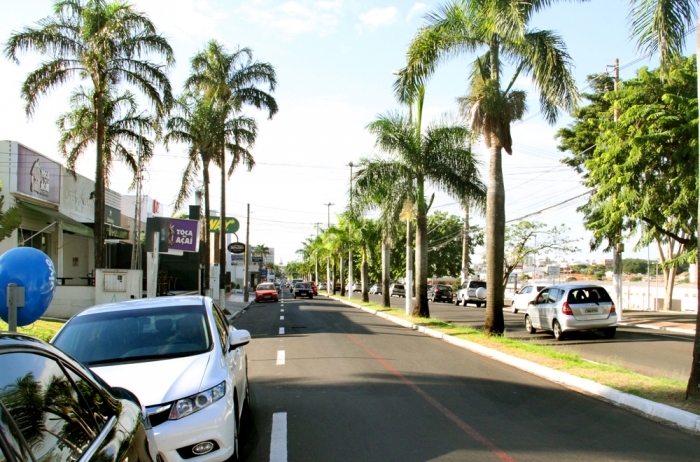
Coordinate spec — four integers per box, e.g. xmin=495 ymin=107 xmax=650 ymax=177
xmin=233 ymin=289 xmax=700 ymax=461
xmin=360 ymin=292 xmax=694 ymax=382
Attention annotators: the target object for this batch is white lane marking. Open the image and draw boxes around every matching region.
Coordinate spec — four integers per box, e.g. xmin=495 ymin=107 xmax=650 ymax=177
xmin=279 ymin=327 xmax=285 ymax=335
xmin=280 ymin=315 xmax=284 ymax=320
xmin=276 ymin=350 xmax=285 ymax=365
xmin=281 ymin=308 xmax=284 ymax=312
xmin=270 ymin=412 xmax=288 ymax=462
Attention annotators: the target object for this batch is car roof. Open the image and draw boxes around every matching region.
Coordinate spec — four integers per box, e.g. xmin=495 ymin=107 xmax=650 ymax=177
xmin=74 ymin=295 xmax=207 ymax=317
xmin=540 ymin=283 xmax=606 ymax=290
xmin=0 ymin=332 xmax=76 ymax=364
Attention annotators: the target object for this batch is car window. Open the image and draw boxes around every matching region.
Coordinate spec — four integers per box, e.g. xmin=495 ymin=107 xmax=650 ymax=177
xmin=547 ymin=289 xmax=561 ymax=303
xmin=63 ymin=367 xmax=113 ymax=429
xmin=258 ymin=284 xmax=275 ymax=290
xmin=436 ymin=285 xmax=451 ymax=291
xmin=567 ymin=287 xmax=613 ymax=304
xmin=296 ymin=283 xmax=310 ymax=289
xmin=470 ymin=281 xmax=487 ymax=288
xmin=53 ymin=304 xmax=212 ymax=366
xmin=394 ymin=285 xmax=404 ymax=289
xmin=0 ymin=397 xmax=29 ymax=462
xmin=0 ymin=352 xmax=96 ymax=461
xmin=534 ymin=289 xmax=549 ymax=304
xmin=212 ymin=304 xmax=229 ymax=353
xmin=521 ymin=286 xmax=531 ymax=294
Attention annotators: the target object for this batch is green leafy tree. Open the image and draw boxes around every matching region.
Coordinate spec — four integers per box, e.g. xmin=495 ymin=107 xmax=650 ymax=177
xmin=5 ymin=0 xmax=174 ymax=269
xmin=395 ymin=0 xmax=578 ymax=332
xmin=426 ymin=211 xmax=483 ymax=279
xmin=361 ymin=111 xmax=485 ymax=317
xmin=503 ymin=221 xmax=579 ymax=292
xmin=622 ymin=258 xmax=650 ymax=275
xmin=185 ymin=40 xmax=277 ymax=290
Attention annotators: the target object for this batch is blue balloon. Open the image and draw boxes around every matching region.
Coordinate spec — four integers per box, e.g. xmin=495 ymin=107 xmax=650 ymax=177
xmin=0 ymin=247 xmax=56 ymax=326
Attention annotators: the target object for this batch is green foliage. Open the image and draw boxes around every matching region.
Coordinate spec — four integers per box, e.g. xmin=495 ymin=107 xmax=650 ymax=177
xmin=0 ymin=195 xmax=21 ymax=243
xmin=623 ymin=258 xmax=650 ymax=275
xmin=558 ymin=56 xmax=698 ymax=257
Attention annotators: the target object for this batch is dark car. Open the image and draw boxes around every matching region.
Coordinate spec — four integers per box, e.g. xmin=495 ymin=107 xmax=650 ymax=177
xmin=428 ymin=284 xmax=454 ymax=303
xmin=0 ymin=332 xmax=158 ymax=462
xmin=293 ymin=282 xmax=314 ymax=299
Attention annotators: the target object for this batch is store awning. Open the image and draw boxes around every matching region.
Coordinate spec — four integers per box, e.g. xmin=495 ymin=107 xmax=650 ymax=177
xmin=19 ymin=202 xmax=95 ymax=238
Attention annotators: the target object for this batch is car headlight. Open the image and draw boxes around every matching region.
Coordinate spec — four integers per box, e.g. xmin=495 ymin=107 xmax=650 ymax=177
xmin=169 ymin=382 xmax=226 ymax=420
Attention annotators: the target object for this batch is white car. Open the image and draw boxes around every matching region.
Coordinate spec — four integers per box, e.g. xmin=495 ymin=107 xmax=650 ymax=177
xmin=510 ymin=284 xmax=550 ymax=314
xmin=52 ymin=296 xmax=251 ymax=462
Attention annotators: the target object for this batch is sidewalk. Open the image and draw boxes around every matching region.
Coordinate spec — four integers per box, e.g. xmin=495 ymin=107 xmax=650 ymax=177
xmin=618 ymin=310 xmax=697 ymax=335
xmin=224 ymin=289 xmax=255 ymax=323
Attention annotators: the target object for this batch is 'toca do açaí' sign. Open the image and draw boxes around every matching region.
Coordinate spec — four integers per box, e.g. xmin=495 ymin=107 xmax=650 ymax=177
xmin=146 ymin=217 xmax=200 ymax=253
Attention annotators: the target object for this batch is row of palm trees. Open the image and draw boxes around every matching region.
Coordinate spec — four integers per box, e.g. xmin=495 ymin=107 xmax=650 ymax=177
xmin=5 ymin=0 xmax=277 ymax=292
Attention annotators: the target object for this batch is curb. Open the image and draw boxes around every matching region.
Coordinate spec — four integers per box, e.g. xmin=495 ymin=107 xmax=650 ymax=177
xmin=619 ymin=322 xmax=695 ymax=336
xmin=329 ymin=296 xmax=700 ymax=434
xmin=226 ymin=300 xmax=256 ymax=323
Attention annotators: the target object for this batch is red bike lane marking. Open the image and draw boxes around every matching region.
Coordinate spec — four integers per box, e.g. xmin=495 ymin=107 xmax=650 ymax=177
xmin=347 ymin=334 xmax=516 ymax=462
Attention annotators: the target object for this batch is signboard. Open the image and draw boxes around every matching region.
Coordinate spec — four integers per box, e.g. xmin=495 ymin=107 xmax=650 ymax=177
xmin=252 ymin=256 xmax=263 ymax=263
xmin=231 ymin=254 xmax=244 ymax=262
xmin=209 ymin=217 xmax=240 ymax=234
xmin=228 ymin=242 xmax=245 ymax=254
xmin=105 ymin=204 xmax=121 ymax=226
xmin=547 ymin=265 xmax=561 ymax=277
xmin=16 ymin=145 xmax=61 ymax=205
xmin=146 ymin=217 xmax=200 ymax=253
xmin=261 ymin=268 xmax=267 ymax=277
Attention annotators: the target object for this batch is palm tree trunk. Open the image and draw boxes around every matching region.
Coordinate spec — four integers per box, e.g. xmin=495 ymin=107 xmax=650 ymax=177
xmin=461 ymin=202 xmax=470 ymax=284
xmin=381 ymin=237 xmax=391 ymax=307
xmin=361 ymin=247 xmax=369 ymax=303
xmin=219 ymin=145 xmax=226 ymax=294
xmin=485 ymin=143 xmax=506 ymax=334
xmin=94 ymin=90 xmax=106 ymax=270
xmin=686 ymin=14 xmax=700 ymax=402
xmin=340 ymin=255 xmax=346 ymax=296
xmin=413 ymin=212 xmax=429 ymax=317
xmin=327 ymin=257 xmax=331 ymax=295
xmin=202 ymin=159 xmax=211 ymax=291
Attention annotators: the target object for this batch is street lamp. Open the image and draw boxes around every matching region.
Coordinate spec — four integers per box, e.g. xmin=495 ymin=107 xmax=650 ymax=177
xmin=324 ymin=202 xmax=334 ymax=228
xmin=347 ymin=162 xmax=354 ymax=300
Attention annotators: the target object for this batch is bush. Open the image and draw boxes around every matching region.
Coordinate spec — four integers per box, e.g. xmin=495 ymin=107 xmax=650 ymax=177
xmin=630 ymin=276 xmax=642 ymax=282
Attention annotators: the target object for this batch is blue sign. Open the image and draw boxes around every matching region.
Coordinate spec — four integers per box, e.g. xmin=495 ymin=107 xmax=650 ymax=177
xmin=261 ymin=268 xmax=267 ymax=277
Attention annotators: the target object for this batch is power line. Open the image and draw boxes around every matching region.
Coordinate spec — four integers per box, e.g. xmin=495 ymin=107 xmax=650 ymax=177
xmin=506 ymin=190 xmax=593 ymax=223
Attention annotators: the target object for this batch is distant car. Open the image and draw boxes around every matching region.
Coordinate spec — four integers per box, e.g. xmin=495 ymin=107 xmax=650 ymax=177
xmin=456 ymin=280 xmax=487 ymax=307
xmin=318 ymin=282 xmax=327 ymax=291
xmin=346 ymin=283 xmax=361 ymax=292
xmin=334 ymin=283 xmax=341 ymax=291
xmin=428 ymin=284 xmax=454 ymax=303
xmin=389 ymin=283 xmax=406 ymax=298
xmin=293 ymin=282 xmax=314 ymax=299
xmin=369 ymin=284 xmax=382 ymax=294
xmin=256 ymin=282 xmax=280 ymax=302
xmin=524 ymin=284 xmax=617 ymax=341
xmin=511 ymin=284 xmax=550 ymax=313
xmin=304 ymin=281 xmax=319 ymax=296
xmin=52 ymin=296 xmax=252 ymax=462
xmin=0 ymin=332 xmax=159 ymax=462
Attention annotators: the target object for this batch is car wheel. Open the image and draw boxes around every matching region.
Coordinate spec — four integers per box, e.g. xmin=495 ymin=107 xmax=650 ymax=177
xmin=603 ymin=327 xmax=616 ymax=339
xmin=293 ymin=294 xmax=296 ymax=299
xmin=431 ymin=296 xmax=436 ymax=302
xmin=553 ymin=320 xmax=565 ymax=341
xmin=454 ymin=298 xmax=460 ymax=306
xmin=525 ymin=315 xmax=536 ymax=334
xmin=227 ymin=398 xmax=240 ymax=462
xmin=309 ymin=295 xmax=313 ymax=299
xmin=462 ymin=297 xmax=468 ymax=307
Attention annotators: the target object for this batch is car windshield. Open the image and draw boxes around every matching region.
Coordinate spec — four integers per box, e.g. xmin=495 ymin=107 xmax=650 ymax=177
xmin=258 ymin=284 xmax=275 ymax=290
xmin=393 ymin=285 xmax=404 ymax=289
xmin=296 ymin=283 xmax=310 ymax=289
xmin=567 ymin=287 xmax=613 ymax=304
xmin=53 ymin=304 xmax=212 ymax=366
xmin=471 ymin=281 xmax=487 ymax=288
xmin=436 ymin=285 xmax=451 ymax=291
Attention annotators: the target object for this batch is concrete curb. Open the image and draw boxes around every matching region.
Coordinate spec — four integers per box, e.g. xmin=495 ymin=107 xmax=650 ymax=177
xmin=330 ymin=296 xmax=700 ymax=434
xmin=226 ymin=300 xmax=256 ymax=323
xmin=619 ymin=322 xmax=695 ymax=336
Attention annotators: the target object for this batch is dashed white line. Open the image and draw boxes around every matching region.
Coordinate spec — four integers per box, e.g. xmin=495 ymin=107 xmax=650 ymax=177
xmin=276 ymin=350 xmax=285 ymax=365
xmin=279 ymin=327 xmax=285 ymax=335
xmin=281 ymin=308 xmax=284 ymax=312
xmin=280 ymin=315 xmax=284 ymax=320
xmin=270 ymin=412 xmax=288 ymax=462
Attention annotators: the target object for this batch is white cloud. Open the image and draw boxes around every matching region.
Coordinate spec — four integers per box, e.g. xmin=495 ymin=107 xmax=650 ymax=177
xmin=358 ymin=6 xmax=397 ymax=28
xmin=237 ymin=1 xmax=343 ymax=37
xmin=406 ymin=2 xmax=427 ymax=20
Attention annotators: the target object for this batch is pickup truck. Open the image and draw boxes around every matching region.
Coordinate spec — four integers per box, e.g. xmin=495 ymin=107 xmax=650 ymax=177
xmin=455 ymin=280 xmax=487 ymax=307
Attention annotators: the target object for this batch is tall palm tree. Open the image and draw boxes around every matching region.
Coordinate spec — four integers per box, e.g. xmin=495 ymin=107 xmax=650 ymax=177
xmin=360 ymin=111 xmax=485 ymax=317
xmin=5 ymin=0 xmax=174 ymax=269
xmin=353 ymin=218 xmax=381 ymax=303
xmin=165 ymin=94 xmax=221 ymax=289
xmin=395 ymin=0 xmax=578 ymax=330
xmin=57 ymin=85 xmax=158 ymax=190
xmin=185 ymin=40 xmax=277 ymax=291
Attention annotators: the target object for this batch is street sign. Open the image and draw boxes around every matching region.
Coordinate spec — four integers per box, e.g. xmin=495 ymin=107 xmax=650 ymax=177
xmin=547 ymin=265 xmax=561 ymax=277
xmin=252 ymin=256 xmax=263 ymax=263
xmin=228 ymin=242 xmax=245 ymax=254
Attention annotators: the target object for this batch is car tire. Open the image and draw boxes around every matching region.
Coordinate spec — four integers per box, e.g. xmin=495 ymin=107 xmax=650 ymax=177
xmin=525 ymin=315 xmax=536 ymax=334
xmin=454 ymin=298 xmax=460 ymax=306
xmin=309 ymin=295 xmax=313 ymax=299
xmin=431 ymin=296 xmax=436 ymax=302
xmin=228 ymin=397 xmax=240 ymax=462
xmin=293 ymin=294 xmax=296 ymax=299
xmin=462 ymin=297 xmax=468 ymax=307
xmin=603 ymin=327 xmax=616 ymax=339
xmin=553 ymin=320 xmax=565 ymax=341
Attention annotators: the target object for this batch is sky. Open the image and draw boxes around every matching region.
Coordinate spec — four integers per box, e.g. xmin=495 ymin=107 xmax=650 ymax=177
xmin=1 ymin=0 xmax=696 ymax=267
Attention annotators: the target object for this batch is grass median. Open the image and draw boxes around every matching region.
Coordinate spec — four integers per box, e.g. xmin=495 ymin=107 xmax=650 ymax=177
xmin=331 ymin=294 xmax=699 ymax=416
xmin=0 ymin=319 xmax=65 ymax=342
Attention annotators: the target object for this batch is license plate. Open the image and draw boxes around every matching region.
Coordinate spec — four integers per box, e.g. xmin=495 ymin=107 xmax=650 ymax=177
xmin=585 ymin=308 xmax=598 ymax=313
xmin=264 ymin=295 xmax=270 ymax=298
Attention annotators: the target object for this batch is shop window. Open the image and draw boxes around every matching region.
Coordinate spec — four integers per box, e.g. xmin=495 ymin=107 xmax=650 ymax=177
xmin=18 ymin=229 xmax=48 ymax=254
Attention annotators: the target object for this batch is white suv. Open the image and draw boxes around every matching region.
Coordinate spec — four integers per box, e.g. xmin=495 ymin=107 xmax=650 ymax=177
xmin=455 ymin=280 xmax=487 ymax=307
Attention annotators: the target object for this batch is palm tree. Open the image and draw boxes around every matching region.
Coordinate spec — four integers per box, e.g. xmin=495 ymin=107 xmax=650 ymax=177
xmin=360 ymin=111 xmax=485 ymax=317
xmin=165 ymin=94 xmax=221 ymax=289
xmin=57 ymin=85 xmax=158 ymax=190
xmin=185 ymin=40 xmax=277 ymax=291
xmin=395 ymin=0 xmax=578 ymax=331
xmin=353 ymin=218 xmax=381 ymax=303
xmin=5 ymin=0 xmax=174 ymax=269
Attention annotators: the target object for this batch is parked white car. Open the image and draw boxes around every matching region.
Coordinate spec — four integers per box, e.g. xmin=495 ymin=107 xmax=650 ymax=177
xmin=510 ymin=284 xmax=550 ymax=313
xmin=52 ymin=296 xmax=251 ymax=462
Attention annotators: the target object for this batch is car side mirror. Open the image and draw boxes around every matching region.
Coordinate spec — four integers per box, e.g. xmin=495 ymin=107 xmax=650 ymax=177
xmin=229 ymin=329 xmax=251 ymax=350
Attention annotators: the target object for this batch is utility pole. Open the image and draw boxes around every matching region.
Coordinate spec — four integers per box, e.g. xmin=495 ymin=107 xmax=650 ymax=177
xmin=347 ymin=162 xmax=354 ymax=300
xmin=324 ymin=203 xmax=333 ymax=295
xmin=611 ymin=57 xmax=623 ymax=321
xmin=244 ymin=204 xmax=251 ymax=302
xmin=324 ymin=203 xmax=334 ymax=228
xmin=131 ymin=134 xmax=143 ymax=270
xmin=460 ymin=201 xmax=470 ymax=284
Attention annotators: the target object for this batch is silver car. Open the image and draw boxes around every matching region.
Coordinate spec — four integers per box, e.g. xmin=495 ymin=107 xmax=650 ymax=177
xmin=389 ymin=283 xmax=406 ymax=297
xmin=524 ymin=284 xmax=617 ymax=341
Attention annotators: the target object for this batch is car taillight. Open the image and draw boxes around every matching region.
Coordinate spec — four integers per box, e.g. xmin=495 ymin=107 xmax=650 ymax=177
xmin=610 ymin=303 xmax=616 ymax=313
xmin=562 ymin=302 xmax=573 ymax=315
xmin=435 ymin=288 xmax=440 ymax=293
